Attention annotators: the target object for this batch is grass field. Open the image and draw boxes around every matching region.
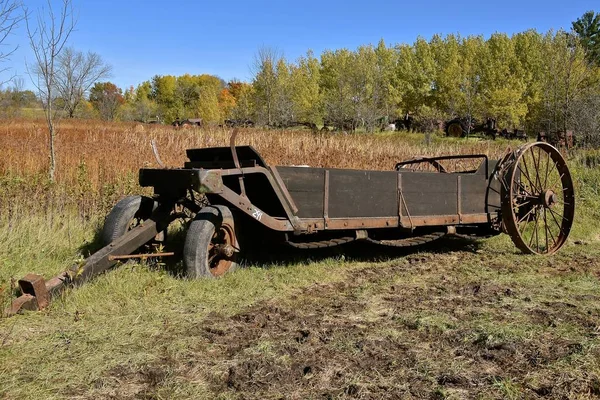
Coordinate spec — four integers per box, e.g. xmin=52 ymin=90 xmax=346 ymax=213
xmin=0 ymin=119 xmax=599 ymax=399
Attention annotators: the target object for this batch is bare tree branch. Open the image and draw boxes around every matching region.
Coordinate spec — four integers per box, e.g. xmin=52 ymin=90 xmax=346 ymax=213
xmin=55 ymin=47 xmax=112 ymax=117
xmin=0 ymin=0 xmax=23 ymax=85
xmin=25 ymin=0 xmax=76 ymax=182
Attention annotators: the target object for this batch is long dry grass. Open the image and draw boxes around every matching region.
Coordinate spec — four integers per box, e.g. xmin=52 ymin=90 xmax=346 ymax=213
xmin=0 ymin=119 xmax=508 ymax=214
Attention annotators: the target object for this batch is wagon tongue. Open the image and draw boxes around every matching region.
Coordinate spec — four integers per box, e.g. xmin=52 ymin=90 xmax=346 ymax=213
xmin=3 ymin=210 xmax=174 ymax=317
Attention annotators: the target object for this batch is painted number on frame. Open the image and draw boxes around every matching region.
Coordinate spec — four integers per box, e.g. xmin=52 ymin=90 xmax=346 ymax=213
xmin=252 ymin=209 xmax=263 ymax=221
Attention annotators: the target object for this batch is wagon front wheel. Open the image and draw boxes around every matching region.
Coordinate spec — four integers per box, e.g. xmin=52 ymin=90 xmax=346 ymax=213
xmin=183 ymin=205 xmax=239 ymax=278
xmin=102 ymin=195 xmax=160 ymax=246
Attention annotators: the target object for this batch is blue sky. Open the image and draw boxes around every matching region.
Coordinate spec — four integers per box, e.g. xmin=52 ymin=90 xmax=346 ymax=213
xmin=6 ymin=0 xmax=599 ymax=91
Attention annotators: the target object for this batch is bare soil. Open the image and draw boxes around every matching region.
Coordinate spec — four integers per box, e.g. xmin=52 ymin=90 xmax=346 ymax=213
xmin=86 ymin=241 xmax=600 ymax=399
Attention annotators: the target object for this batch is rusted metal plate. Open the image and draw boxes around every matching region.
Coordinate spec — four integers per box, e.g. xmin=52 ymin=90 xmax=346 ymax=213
xmin=401 ymin=172 xmax=458 ymax=216
xmin=328 ymin=170 xmax=398 ymax=218
xmin=460 ymin=174 xmax=488 ymax=214
xmin=277 ymin=167 xmax=325 ymax=218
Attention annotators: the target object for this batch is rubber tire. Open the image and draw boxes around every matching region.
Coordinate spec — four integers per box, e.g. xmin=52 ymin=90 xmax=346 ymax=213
xmin=101 ymin=195 xmax=158 ymax=246
xmin=183 ymin=205 xmax=239 ymax=279
xmin=446 ymin=121 xmax=465 ymax=138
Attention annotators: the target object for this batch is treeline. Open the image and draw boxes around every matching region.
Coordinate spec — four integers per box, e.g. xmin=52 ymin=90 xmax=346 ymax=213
xmin=110 ymin=28 xmax=598 ymax=144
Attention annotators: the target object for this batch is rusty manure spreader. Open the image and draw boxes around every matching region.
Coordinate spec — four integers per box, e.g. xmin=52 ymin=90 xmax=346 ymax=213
xmin=5 ymin=136 xmax=575 ymax=316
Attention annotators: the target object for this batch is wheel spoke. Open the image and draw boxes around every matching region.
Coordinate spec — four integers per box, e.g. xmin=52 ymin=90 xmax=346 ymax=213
xmin=542 ymin=151 xmax=551 ymax=189
xmin=548 ymin=207 xmax=568 ymax=224
xmin=517 ymin=205 xmax=537 ymax=224
xmin=547 ymin=170 xmax=565 ymax=193
xmin=515 ymin=180 xmax=532 ymax=196
xmin=517 ymin=165 xmax=538 ymax=195
xmin=520 ymin=151 xmax=536 ymax=191
xmin=520 ymin=206 xmax=537 ymax=237
xmin=545 ymin=211 xmax=557 ymax=246
xmin=528 ymin=208 xmax=539 ymax=250
xmin=532 ymin=148 xmax=542 ymax=192
xmin=543 ymin=208 xmax=549 ymax=251
xmin=531 ymin=148 xmax=542 ymax=192
xmin=514 ymin=199 xmax=533 ymax=209
xmin=554 ymin=199 xmax=572 ymax=207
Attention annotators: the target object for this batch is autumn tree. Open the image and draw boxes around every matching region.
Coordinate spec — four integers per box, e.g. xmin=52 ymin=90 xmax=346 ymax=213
xmin=123 ymin=81 xmax=157 ymax=122
xmin=89 ymin=81 xmax=124 ymax=120
xmin=228 ymin=80 xmax=254 ymax=121
xmin=218 ymin=87 xmax=236 ymax=120
xmin=55 ymin=47 xmax=112 ymax=118
xmin=193 ymin=74 xmax=222 ymax=122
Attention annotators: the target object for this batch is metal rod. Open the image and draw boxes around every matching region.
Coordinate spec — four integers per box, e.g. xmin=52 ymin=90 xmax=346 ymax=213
xmin=4 ymin=210 xmax=174 ymax=317
xmin=109 ymin=252 xmax=175 ymax=261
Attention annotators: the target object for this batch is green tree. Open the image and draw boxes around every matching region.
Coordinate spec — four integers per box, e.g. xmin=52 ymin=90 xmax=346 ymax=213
xmin=539 ymin=30 xmax=596 ymax=141
xmin=320 ymin=48 xmax=356 ymax=129
xmin=374 ymin=39 xmax=400 ymax=120
xmin=430 ymin=34 xmax=463 ymax=116
xmin=252 ymin=47 xmax=281 ymax=125
xmin=572 ymin=10 xmax=600 ymax=65
xmin=150 ymin=75 xmax=178 ymax=122
xmin=512 ymin=30 xmax=546 ymax=131
xmin=290 ymin=50 xmax=323 ymax=124
xmin=479 ymin=33 xmax=528 ymax=128
xmin=459 ymin=35 xmax=486 ymax=129
xmin=395 ymin=37 xmax=437 ymax=129
xmin=273 ymin=58 xmax=294 ymax=125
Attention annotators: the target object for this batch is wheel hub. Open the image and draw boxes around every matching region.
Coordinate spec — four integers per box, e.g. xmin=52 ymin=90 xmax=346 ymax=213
xmin=541 ymin=190 xmax=557 ymax=208
xmin=213 ymin=243 xmax=235 ymax=258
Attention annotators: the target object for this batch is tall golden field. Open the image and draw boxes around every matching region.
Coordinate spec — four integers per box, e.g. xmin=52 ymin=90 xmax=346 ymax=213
xmin=0 ymin=118 xmax=509 ymax=214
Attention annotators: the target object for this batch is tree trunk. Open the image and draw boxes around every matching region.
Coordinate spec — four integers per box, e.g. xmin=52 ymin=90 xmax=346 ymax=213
xmin=47 ymin=101 xmax=56 ymax=182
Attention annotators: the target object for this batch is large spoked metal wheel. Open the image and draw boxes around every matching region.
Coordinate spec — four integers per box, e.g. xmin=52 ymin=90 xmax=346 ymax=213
xmin=183 ymin=205 xmax=239 ymax=278
xmin=501 ymin=142 xmax=575 ymax=254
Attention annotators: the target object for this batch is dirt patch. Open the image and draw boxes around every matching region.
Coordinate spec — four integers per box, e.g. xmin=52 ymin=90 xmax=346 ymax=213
xmin=86 ymin=250 xmax=600 ymax=399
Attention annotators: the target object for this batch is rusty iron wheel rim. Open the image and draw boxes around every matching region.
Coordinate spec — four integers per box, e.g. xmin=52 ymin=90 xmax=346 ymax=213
xmin=207 ymin=223 xmax=235 ymax=276
xmin=502 ymin=142 xmax=575 ymax=254
xmin=447 ymin=122 xmax=463 ymax=137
